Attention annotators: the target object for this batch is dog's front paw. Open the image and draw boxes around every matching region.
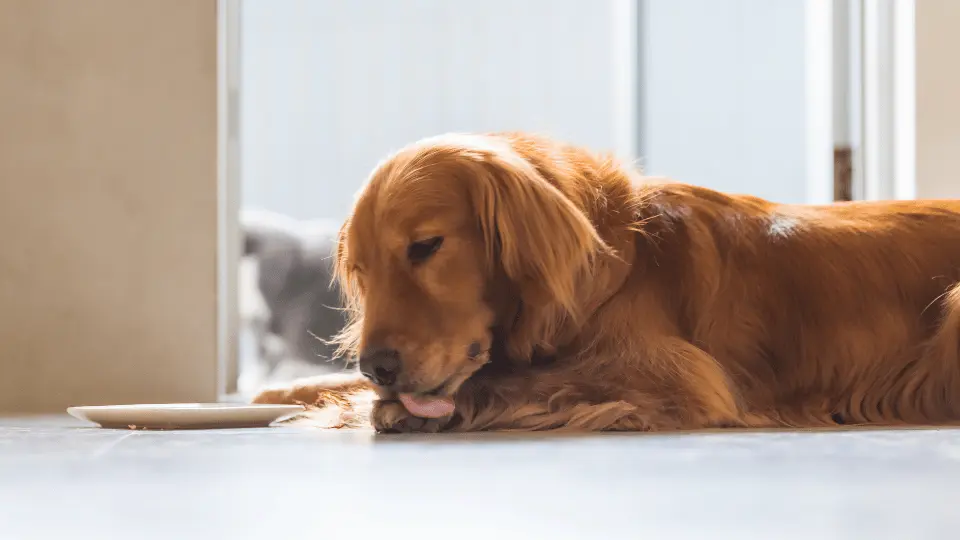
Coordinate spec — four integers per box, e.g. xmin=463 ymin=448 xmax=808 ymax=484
xmin=252 ymin=385 xmax=305 ymax=405
xmin=371 ymin=400 xmax=452 ymax=434
xmin=251 ymin=372 xmax=371 ymax=406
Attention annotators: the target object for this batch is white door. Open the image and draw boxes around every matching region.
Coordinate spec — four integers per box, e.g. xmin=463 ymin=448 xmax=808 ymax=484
xmin=639 ymin=0 xmax=834 ymax=204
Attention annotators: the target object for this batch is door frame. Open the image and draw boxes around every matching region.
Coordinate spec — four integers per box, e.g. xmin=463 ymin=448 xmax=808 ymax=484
xmin=218 ymin=0 xmax=241 ymax=397
xmin=853 ymin=0 xmax=916 ymax=200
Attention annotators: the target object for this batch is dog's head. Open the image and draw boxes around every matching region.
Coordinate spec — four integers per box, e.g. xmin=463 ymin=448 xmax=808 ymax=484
xmin=334 ymin=133 xmax=608 ymax=402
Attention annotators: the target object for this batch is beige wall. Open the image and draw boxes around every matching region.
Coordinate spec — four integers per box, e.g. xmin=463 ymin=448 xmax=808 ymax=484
xmin=0 ymin=0 xmax=220 ymax=412
xmin=915 ymin=0 xmax=960 ymax=199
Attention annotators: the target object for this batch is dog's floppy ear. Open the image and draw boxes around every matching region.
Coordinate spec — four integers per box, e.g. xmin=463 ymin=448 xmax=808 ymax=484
xmin=464 ymin=146 xmax=607 ymax=319
xmin=330 ymin=217 xmax=362 ymax=360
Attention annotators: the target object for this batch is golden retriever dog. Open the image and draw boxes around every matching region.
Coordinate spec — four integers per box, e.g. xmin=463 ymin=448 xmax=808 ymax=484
xmin=254 ymin=132 xmax=960 ymax=433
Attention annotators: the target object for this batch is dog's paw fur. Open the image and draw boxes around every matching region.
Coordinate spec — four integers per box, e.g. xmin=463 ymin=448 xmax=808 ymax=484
xmin=252 ymin=372 xmax=369 ymax=406
xmin=252 ymin=372 xmax=377 ymax=429
xmin=371 ymin=400 xmax=452 ymax=433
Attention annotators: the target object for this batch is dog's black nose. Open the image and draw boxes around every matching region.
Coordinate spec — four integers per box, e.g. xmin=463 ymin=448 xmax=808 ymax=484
xmin=358 ymin=348 xmax=401 ymax=387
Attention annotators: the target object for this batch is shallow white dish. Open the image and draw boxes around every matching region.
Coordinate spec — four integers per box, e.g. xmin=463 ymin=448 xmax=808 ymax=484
xmin=66 ymin=403 xmax=304 ymax=430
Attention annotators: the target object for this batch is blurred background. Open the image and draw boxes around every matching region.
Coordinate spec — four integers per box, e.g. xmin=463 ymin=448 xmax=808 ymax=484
xmin=241 ymin=0 xmax=819 ymax=220
xmin=231 ymin=0 xmax=952 ymax=397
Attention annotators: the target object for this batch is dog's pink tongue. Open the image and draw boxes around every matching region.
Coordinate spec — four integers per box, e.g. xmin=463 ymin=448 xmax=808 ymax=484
xmin=398 ymin=393 xmax=455 ymax=418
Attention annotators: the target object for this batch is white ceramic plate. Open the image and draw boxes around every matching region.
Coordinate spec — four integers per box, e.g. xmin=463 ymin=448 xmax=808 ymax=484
xmin=66 ymin=403 xmax=304 ymax=430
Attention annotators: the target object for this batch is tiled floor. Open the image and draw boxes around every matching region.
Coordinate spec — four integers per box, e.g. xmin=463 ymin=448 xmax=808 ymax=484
xmin=1 ymin=416 xmax=959 ymax=539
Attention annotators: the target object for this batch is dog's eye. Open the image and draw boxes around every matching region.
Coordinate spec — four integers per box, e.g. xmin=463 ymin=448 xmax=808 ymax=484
xmin=407 ymin=236 xmax=444 ymax=264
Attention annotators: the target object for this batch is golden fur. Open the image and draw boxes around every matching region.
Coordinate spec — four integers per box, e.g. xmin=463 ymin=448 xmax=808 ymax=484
xmin=255 ymin=132 xmax=960 ymax=433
